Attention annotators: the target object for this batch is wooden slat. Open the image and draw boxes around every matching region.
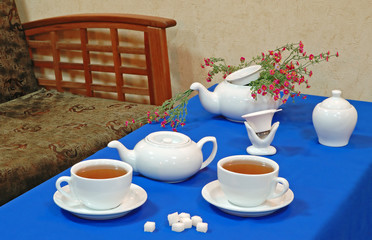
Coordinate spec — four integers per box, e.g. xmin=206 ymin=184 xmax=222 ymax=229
xmin=27 ymin=40 xmax=51 ymax=48
xmin=34 ymin=61 xmax=83 ymax=70
xmin=110 ymin=28 xmax=125 ymax=101
xmin=23 ymin=14 xmax=177 ymax=30
xmin=28 ymin=40 xmax=146 ymax=55
xmin=33 ymin=60 xmax=147 ymax=75
xmin=122 ymin=86 xmax=149 ymax=95
xmin=145 ymin=28 xmax=172 ymax=105
xmin=120 ymin=66 xmax=147 ymax=75
xmin=50 ymin=31 xmax=63 ymax=91
xmin=89 ymin=64 xmax=114 ymax=73
xmin=118 ymin=46 xmax=145 ymax=54
xmin=37 ymin=78 xmax=86 ymax=89
xmin=90 ymin=84 xmax=117 ymax=92
xmin=80 ymin=28 xmax=93 ymax=96
xmin=56 ymin=43 xmax=145 ymax=54
xmin=33 ymin=60 xmax=53 ymax=68
xmin=144 ymin=31 xmax=154 ymax=103
xmin=37 ymin=78 xmax=60 ymax=86
xmin=25 ymin=22 xmax=149 ymax=37
xmin=59 ymin=62 xmax=84 ymax=70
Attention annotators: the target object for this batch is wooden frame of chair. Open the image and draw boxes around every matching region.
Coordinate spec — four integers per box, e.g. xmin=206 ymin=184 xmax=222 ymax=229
xmin=22 ymin=13 xmax=177 ymax=105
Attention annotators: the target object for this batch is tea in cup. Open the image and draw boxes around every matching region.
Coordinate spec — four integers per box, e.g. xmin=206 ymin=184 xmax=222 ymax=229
xmin=56 ymin=159 xmax=133 ymax=210
xmin=217 ymin=155 xmax=289 ymax=207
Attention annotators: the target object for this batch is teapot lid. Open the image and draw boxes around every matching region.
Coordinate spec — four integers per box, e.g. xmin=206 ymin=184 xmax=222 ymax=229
xmin=145 ymin=131 xmax=191 ymax=147
xmin=319 ymin=90 xmax=352 ymax=110
xmin=225 ymin=65 xmax=261 ymax=86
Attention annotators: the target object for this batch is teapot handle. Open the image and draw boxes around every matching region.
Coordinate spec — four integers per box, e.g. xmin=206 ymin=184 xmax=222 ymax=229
xmin=197 ymin=136 xmax=218 ymax=170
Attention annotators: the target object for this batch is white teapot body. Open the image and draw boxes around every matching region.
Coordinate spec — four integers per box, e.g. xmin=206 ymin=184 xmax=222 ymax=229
xmin=108 ymin=131 xmax=217 ymax=182
xmin=191 ymin=80 xmax=282 ymax=122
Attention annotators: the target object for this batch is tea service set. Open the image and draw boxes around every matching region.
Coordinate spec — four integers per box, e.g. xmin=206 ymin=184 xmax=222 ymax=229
xmin=54 ymin=133 xmax=294 ymax=219
xmin=54 ymin=66 xmax=357 ymax=220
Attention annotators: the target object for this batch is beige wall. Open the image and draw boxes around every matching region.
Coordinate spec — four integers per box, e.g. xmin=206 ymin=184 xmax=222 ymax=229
xmin=15 ymin=0 xmax=372 ymax=102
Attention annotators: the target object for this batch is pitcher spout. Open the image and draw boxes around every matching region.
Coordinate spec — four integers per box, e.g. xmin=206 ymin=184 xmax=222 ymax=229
xmin=190 ymin=82 xmax=220 ymax=114
xmin=107 ymin=140 xmax=137 ymax=172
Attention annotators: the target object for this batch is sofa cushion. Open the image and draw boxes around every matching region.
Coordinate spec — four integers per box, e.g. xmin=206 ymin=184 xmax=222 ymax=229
xmin=0 ymin=0 xmax=40 ymax=103
xmin=0 ymin=89 xmax=156 ymax=205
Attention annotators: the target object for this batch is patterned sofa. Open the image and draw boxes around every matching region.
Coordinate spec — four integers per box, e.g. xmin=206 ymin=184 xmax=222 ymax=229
xmin=0 ymin=1 xmax=176 ymax=205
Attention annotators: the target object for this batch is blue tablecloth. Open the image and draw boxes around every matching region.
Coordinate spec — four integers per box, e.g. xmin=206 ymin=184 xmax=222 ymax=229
xmin=1 ymin=90 xmax=372 ymax=240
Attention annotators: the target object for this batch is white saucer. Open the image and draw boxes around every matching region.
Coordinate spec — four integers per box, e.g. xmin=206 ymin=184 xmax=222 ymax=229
xmin=53 ymin=184 xmax=147 ymax=220
xmin=201 ymin=180 xmax=294 ymax=217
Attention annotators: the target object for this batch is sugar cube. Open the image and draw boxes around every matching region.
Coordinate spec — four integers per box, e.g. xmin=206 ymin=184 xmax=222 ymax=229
xmin=171 ymin=222 xmax=185 ymax=232
xmin=167 ymin=212 xmax=180 ymax=226
xmin=191 ymin=215 xmax=203 ymax=227
xmin=179 ymin=212 xmax=191 ymax=219
xmin=196 ymin=222 xmax=208 ymax=233
xmin=144 ymin=221 xmax=156 ymax=232
xmin=180 ymin=217 xmax=192 ymax=229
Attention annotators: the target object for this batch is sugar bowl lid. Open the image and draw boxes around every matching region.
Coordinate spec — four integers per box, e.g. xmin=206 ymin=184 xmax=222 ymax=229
xmin=319 ymin=90 xmax=352 ymax=110
xmin=145 ymin=131 xmax=191 ymax=147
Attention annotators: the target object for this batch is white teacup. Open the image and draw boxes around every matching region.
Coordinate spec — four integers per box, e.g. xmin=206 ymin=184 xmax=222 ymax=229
xmin=217 ymin=155 xmax=289 ymax=207
xmin=56 ymin=159 xmax=133 ymax=210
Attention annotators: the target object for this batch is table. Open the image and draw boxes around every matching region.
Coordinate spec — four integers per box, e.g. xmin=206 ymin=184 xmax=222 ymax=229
xmin=1 ymin=89 xmax=372 ymax=240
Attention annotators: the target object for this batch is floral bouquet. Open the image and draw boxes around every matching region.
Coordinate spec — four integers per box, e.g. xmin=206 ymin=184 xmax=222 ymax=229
xmin=128 ymin=41 xmax=339 ymax=131
xmin=202 ymin=42 xmax=339 ymax=103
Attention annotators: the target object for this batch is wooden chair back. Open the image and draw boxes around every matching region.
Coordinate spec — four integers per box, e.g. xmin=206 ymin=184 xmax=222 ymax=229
xmin=22 ymin=14 xmax=176 ymax=105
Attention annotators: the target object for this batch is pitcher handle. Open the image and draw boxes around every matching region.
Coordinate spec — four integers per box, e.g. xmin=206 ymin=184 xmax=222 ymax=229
xmin=197 ymin=136 xmax=218 ymax=170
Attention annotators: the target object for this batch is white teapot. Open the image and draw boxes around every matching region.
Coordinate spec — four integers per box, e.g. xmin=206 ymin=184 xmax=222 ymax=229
xmin=190 ymin=66 xmax=283 ymax=122
xmin=108 ymin=131 xmax=217 ymax=182
xmin=312 ymin=90 xmax=358 ymax=147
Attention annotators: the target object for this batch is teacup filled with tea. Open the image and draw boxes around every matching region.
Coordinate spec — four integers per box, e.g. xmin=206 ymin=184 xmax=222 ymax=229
xmin=217 ymin=155 xmax=289 ymax=207
xmin=56 ymin=159 xmax=133 ymax=210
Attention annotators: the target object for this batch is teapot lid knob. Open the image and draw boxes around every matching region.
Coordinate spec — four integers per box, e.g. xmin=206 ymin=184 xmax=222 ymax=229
xmin=145 ymin=131 xmax=191 ymax=147
xmin=163 ymin=137 xmax=173 ymax=144
xmin=332 ymin=90 xmax=342 ymax=98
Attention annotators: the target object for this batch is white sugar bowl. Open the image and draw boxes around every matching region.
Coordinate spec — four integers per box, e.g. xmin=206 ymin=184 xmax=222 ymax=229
xmin=312 ymin=90 xmax=357 ymax=147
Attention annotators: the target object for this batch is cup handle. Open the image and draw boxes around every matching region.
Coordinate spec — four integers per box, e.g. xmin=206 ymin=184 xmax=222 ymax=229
xmin=268 ymin=177 xmax=289 ymax=199
xmin=197 ymin=136 xmax=218 ymax=170
xmin=56 ymin=176 xmax=77 ymax=202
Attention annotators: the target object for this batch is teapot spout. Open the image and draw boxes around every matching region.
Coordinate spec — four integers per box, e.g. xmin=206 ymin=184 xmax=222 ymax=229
xmin=190 ymin=82 xmax=220 ymax=114
xmin=108 ymin=140 xmax=137 ymax=172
